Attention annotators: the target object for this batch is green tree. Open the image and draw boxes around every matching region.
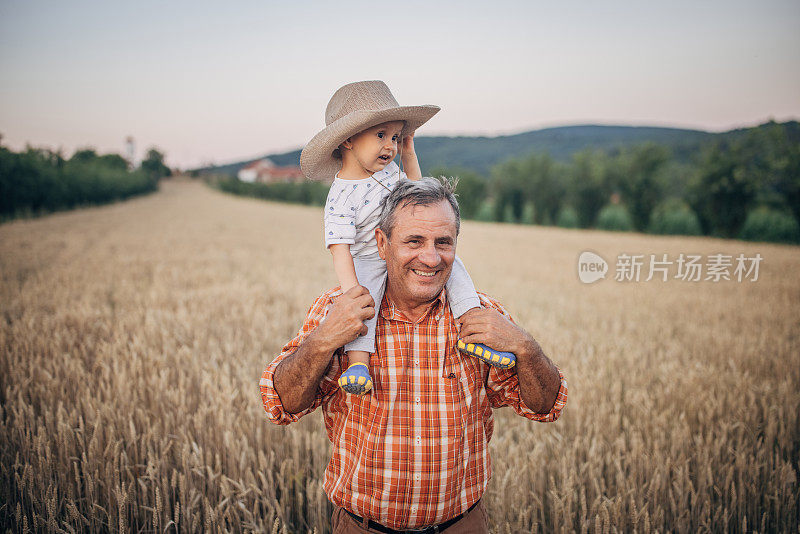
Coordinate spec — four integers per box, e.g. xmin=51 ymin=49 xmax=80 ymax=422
xmin=757 ymin=122 xmax=800 ymax=224
xmin=521 ymin=202 xmax=535 ymax=224
xmin=98 ymin=153 xmax=129 ymax=172
xmin=475 ymin=199 xmax=496 ymax=222
xmin=596 ymin=203 xmax=634 ymax=231
xmin=520 ymin=153 xmax=565 ymax=225
xmin=739 ymin=206 xmax=800 ymax=244
xmin=566 ymin=150 xmax=609 ymax=228
xmin=490 ymin=158 xmax=527 ymax=222
xmin=502 ymin=204 xmax=517 ymax=223
xmin=648 ymin=198 xmax=702 ymax=236
xmin=609 ymin=143 xmax=670 ymax=231
xmin=141 ymin=148 xmax=171 ymax=180
xmin=690 ymin=139 xmax=759 ymax=238
xmin=70 ymin=148 xmax=98 ymax=163
xmin=429 ymin=166 xmax=487 ymax=219
xmin=1 ymin=145 xmax=156 ymax=219
xmin=486 ymin=153 xmax=566 ymax=226
xmin=555 ymin=205 xmax=580 ymax=228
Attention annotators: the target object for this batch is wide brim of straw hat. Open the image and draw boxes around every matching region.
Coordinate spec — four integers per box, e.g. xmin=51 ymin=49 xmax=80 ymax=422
xmin=300 ymin=105 xmax=440 ymax=181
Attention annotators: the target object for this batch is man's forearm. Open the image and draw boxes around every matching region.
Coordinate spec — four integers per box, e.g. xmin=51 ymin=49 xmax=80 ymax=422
xmin=274 ymin=329 xmax=337 ymax=414
xmin=514 ymin=336 xmax=561 ymax=414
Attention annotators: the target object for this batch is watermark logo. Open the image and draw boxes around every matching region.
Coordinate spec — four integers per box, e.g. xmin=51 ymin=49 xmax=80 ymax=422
xmin=578 ymin=251 xmax=763 ymax=283
xmin=578 ymin=251 xmax=609 ymax=283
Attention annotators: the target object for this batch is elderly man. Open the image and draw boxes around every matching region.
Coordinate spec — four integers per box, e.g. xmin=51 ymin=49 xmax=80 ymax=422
xmin=260 ymin=178 xmax=567 ymax=534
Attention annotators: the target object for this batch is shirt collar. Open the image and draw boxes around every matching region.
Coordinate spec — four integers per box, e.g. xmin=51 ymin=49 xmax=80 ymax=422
xmin=380 ymin=288 xmax=447 ymax=323
xmin=334 ymin=161 xmax=398 ymax=182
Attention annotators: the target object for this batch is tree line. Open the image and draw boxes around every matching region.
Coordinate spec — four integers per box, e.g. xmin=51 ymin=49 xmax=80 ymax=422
xmin=0 ymin=143 xmax=171 ymax=221
xmin=212 ymin=120 xmax=799 ymax=244
xmin=213 ymin=177 xmax=330 ymax=206
xmin=434 ymin=120 xmax=799 ymax=244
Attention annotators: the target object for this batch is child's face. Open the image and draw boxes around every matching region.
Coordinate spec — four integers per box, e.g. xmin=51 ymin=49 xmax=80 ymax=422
xmin=341 ymin=121 xmax=405 ymax=177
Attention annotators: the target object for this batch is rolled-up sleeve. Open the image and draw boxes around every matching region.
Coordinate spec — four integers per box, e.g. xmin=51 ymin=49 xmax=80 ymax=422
xmin=260 ymin=291 xmax=342 ymax=425
xmin=324 ymin=184 xmax=357 ymax=248
xmin=486 ymin=365 xmax=567 ymax=422
xmin=477 ymin=293 xmax=568 ymax=423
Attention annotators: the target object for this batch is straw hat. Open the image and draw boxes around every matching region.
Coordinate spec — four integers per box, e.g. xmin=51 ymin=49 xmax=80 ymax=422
xmin=300 ymin=80 xmax=440 ymax=181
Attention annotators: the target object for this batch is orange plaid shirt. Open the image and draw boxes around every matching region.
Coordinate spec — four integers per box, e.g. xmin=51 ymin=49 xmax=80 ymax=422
xmin=260 ymin=287 xmax=567 ymax=530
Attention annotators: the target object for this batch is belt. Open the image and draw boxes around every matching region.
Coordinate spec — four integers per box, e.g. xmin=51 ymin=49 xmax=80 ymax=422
xmin=343 ymin=500 xmax=479 ymax=534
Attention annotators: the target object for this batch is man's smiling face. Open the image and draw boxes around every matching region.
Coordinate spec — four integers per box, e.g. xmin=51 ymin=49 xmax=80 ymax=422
xmin=376 ymin=200 xmax=458 ymax=308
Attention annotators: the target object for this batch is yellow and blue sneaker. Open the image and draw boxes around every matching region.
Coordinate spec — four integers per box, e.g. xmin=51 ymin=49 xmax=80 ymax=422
xmin=338 ymin=362 xmax=373 ymax=395
xmin=456 ymin=340 xmax=516 ymax=369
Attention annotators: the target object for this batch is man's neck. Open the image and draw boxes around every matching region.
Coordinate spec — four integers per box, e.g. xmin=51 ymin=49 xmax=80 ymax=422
xmin=384 ymin=286 xmax=441 ymax=323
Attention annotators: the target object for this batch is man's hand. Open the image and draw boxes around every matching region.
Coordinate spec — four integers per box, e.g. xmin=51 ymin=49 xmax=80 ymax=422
xmin=315 ymin=285 xmax=375 ymax=352
xmin=456 ymin=307 xmax=533 ymax=356
xmin=273 ymin=286 xmax=374 ymax=415
xmin=458 ymin=307 xmax=561 ymax=414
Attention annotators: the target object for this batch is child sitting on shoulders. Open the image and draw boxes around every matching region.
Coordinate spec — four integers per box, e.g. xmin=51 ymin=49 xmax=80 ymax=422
xmin=300 ymin=80 xmax=516 ymax=395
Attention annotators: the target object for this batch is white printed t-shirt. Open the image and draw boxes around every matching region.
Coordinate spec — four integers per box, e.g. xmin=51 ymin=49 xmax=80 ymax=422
xmin=324 ymin=161 xmax=406 ymax=257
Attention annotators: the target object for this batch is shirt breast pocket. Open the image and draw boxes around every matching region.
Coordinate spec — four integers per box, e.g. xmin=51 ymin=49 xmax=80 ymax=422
xmin=440 ymin=334 xmax=471 ymax=436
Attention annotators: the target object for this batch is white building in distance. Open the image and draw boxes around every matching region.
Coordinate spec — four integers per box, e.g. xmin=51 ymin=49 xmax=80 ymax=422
xmin=237 ymin=158 xmax=305 ymax=183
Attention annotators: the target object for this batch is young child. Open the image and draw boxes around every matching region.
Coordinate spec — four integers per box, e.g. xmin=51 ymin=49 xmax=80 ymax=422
xmin=300 ymin=80 xmax=516 ymax=395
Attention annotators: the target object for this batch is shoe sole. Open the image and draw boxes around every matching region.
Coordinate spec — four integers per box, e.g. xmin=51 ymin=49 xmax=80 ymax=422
xmin=457 ymin=340 xmax=516 ymax=369
xmin=338 ymin=373 xmax=373 ymax=395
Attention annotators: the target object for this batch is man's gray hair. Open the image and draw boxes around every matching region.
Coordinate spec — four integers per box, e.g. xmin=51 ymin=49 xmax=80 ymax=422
xmin=378 ymin=177 xmax=461 ymax=237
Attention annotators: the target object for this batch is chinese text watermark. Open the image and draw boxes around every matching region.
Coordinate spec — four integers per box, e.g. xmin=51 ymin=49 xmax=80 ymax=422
xmin=578 ymin=252 xmax=762 ymax=284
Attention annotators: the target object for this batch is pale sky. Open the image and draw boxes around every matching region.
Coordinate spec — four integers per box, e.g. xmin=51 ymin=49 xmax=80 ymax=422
xmin=1 ymin=1 xmax=798 ymax=169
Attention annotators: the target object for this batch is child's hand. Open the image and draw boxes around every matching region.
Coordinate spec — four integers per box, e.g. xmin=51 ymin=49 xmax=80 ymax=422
xmin=400 ymin=133 xmax=416 ymax=157
xmin=400 ymin=133 xmax=422 ymax=180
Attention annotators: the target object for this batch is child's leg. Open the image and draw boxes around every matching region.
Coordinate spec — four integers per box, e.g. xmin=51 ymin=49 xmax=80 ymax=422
xmin=339 ymin=350 xmax=372 ymax=395
xmin=339 ymin=255 xmax=386 ymax=394
xmin=447 ymin=255 xmax=516 ymax=369
xmin=445 ymin=255 xmax=481 ymax=319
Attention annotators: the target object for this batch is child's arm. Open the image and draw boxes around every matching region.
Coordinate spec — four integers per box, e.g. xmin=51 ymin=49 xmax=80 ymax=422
xmin=400 ymin=133 xmax=421 ymax=181
xmin=329 ymin=244 xmax=359 ymax=291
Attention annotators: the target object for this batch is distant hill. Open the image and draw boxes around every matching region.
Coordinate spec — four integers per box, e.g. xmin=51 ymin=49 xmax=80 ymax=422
xmin=193 ymin=121 xmax=798 ymax=178
xmin=416 ymin=125 xmax=712 ymax=174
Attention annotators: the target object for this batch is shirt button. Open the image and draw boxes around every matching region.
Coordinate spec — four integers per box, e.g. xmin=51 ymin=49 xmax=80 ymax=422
xmin=414 ymin=473 xmax=421 ymax=481
xmin=415 ymin=396 xmax=420 ymax=404
xmin=414 ymin=359 xmax=420 ymax=366
xmin=415 ymin=435 xmax=421 ymax=444
xmin=411 ymin=506 xmax=417 ymax=513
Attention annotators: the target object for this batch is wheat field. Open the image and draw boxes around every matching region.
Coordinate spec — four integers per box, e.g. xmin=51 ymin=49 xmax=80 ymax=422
xmin=1 ymin=177 xmax=798 ymax=533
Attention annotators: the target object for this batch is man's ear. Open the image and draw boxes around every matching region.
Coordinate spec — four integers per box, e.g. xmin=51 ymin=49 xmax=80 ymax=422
xmin=375 ymin=228 xmax=387 ymax=260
